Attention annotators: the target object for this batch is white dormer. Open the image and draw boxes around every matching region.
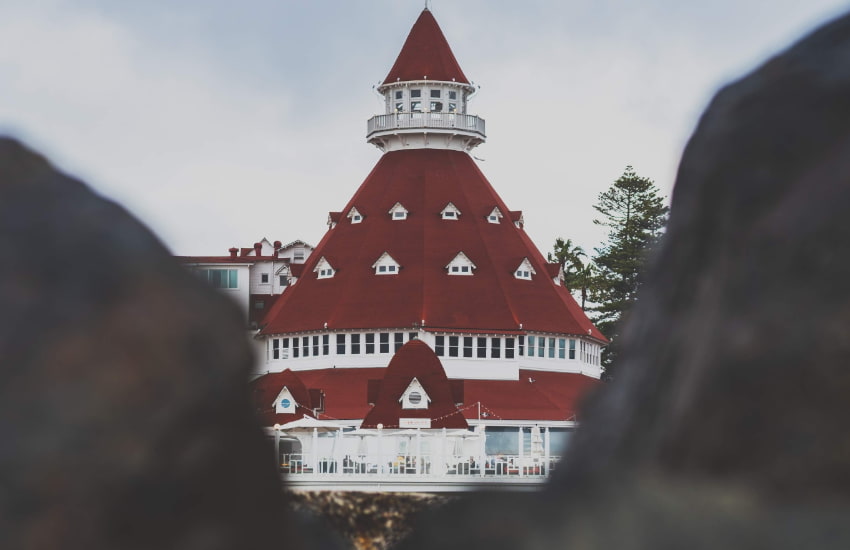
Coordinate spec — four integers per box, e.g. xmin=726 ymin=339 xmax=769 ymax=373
xmin=441 ymin=202 xmax=461 ymax=220
xmin=446 ymin=251 xmax=476 ymax=276
xmin=512 ymin=212 xmax=525 ymax=229
xmin=486 ymin=207 xmax=503 ymax=224
xmin=388 ymin=202 xmax=409 ymax=220
xmin=314 ymin=256 xmax=336 ymax=279
xmin=347 ymin=207 xmax=364 ymax=224
xmin=514 ymin=258 xmax=536 ymax=280
xmin=400 ymin=377 xmax=431 ymax=410
xmin=274 ymin=387 xmax=297 ymax=414
xmin=372 ymin=252 xmax=401 ymax=275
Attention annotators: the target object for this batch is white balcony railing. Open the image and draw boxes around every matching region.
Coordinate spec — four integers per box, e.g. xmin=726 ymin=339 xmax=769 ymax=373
xmin=367 ymin=112 xmax=486 ymax=138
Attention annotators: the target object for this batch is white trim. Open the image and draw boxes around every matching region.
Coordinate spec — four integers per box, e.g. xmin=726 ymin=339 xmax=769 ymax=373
xmin=441 ymin=202 xmax=462 ymax=220
xmin=347 ymin=207 xmax=364 ymax=224
xmin=487 ymin=207 xmax=503 ymax=224
xmin=400 ymin=377 xmax=431 ymax=409
xmin=445 ymin=252 xmax=476 ymax=276
xmin=372 ymin=252 xmax=401 ymax=275
xmin=313 ymin=257 xmax=336 ymax=279
xmin=514 ymin=258 xmax=536 ymax=280
xmin=388 ymin=202 xmax=409 ymax=220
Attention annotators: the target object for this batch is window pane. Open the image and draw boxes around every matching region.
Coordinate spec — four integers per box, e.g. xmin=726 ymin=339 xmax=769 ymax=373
xmin=351 ymin=333 xmax=361 ymax=354
xmin=303 ymin=336 xmax=309 ymax=357
xmin=365 ymin=333 xmax=375 ymax=354
xmin=476 ymin=337 xmax=486 ymax=358
xmin=569 ymin=339 xmax=576 ymax=359
xmin=394 ymin=332 xmax=404 ymax=352
xmin=449 ymin=336 xmax=459 ymax=357
xmin=491 ymin=337 xmax=501 ymax=358
xmin=380 ymin=333 xmax=389 ymax=353
xmin=337 ymin=334 xmax=346 ymax=355
xmin=430 ymin=89 xmax=441 ymax=98
xmin=272 ymin=339 xmax=280 ymax=359
xmin=537 ymin=337 xmax=545 ymax=357
xmin=313 ymin=335 xmax=320 ymax=356
xmin=430 ymin=101 xmax=442 ymax=111
xmin=435 ymin=335 xmax=445 ymax=356
xmin=548 ymin=338 xmax=555 ymax=358
xmin=463 ymin=337 xmax=473 ymax=358
xmin=228 ymin=270 xmax=237 ymax=288
xmin=395 ymin=90 xmax=403 ymax=99
xmin=518 ymin=336 xmax=525 ymax=356
xmin=528 ymin=336 xmax=535 ymax=356
xmin=323 ymin=334 xmax=329 ymax=355
xmin=411 ymin=89 xmax=421 ymax=98
xmin=558 ymin=339 xmax=565 ymax=359
xmin=505 ymin=338 xmax=515 ymax=359
xmin=408 ymin=332 xmax=417 ymax=341
xmin=448 ymin=90 xmax=457 ymax=100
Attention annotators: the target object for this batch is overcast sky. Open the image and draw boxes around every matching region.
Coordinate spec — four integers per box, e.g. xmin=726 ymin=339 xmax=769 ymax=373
xmin=1 ymin=1 xmax=848 ymax=256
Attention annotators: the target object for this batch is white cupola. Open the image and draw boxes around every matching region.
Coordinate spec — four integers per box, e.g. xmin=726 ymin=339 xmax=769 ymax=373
xmin=366 ymin=9 xmax=485 ymax=153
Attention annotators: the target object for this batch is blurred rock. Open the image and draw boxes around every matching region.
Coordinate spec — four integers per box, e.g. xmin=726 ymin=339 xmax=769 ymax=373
xmin=400 ymin=9 xmax=850 ymax=550
xmin=0 ymin=138 xmax=300 ymax=550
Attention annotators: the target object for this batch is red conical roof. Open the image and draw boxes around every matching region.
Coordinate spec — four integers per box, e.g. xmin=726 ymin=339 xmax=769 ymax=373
xmin=261 ymin=149 xmax=606 ymax=342
xmin=383 ymin=9 xmax=470 ymax=85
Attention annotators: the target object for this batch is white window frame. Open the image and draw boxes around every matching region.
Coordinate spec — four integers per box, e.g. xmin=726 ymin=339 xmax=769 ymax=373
xmin=441 ymin=202 xmax=461 ymax=220
xmin=388 ymin=202 xmax=409 ymax=220
xmin=314 ymin=256 xmax=336 ymax=279
xmin=400 ymin=378 xmax=431 ymax=410
xmin=446 ymin=252 xmax=477 ymax=276
xmin=487 ymin=207 xmax=503 ymax=224
xmin=372 ymin=252 xmax=401 ymax=275
xmin=514 ymin=258 xmax=536 ymax=280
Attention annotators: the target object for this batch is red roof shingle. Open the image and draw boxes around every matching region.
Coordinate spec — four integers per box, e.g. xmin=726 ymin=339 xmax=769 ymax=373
xmin=383 ymin=9 xmax=470 ymax=85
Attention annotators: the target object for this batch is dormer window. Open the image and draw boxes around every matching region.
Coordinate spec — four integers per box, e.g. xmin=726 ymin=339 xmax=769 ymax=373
xmin=372 ymin=252 xmax=401 ymax=275
xmin=274 ymin=387 xmax=297 ymax=414
xmin=347 ymin=207 xmax=364 ymax=224
xmin=388 ymin=202 xmax=409 ymax=220
xmin=314 ymin=257 xmax=336 ymax=279
xmin=514 ymin=258 xmax=536 ymax=280
xmin=487 ymin=207 xmax=503 ymax=224
xmin=441 ymin=202 xmax=461 ymax=220
xmin=446 ymin=252 xmax=476 ymax=276
xmin=400 ymin=378 xmax=431 ymax=410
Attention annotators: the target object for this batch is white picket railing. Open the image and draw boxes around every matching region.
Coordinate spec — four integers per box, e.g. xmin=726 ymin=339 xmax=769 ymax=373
xmin=366 ymin=112 xmax=486 ymax=137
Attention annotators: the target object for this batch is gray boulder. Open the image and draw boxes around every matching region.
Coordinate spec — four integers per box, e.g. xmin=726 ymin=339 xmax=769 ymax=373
xmin=0 ymin=139 xmax=298 ymax=550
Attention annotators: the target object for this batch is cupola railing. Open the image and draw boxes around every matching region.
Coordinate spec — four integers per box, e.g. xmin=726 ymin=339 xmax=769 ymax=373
xmin=367 ymin=112 xmax=486 ymax=138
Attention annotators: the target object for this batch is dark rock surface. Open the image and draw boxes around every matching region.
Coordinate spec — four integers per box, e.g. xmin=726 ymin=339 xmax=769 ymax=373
xmin=400 ymin=9 xmax=850 ymax=550
xmin=0 ymin=138 xmax=300 ymax=550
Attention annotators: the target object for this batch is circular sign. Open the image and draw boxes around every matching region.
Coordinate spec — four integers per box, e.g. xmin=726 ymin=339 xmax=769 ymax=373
xmin=408 ymin=392 xmax=422 ymax=405
xmin=280 ymin=398 xmax=292 ymax=408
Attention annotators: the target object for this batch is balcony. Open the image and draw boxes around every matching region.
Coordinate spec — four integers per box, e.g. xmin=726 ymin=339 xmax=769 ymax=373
xmin=367 ymin=112 xmax=486 ymax=139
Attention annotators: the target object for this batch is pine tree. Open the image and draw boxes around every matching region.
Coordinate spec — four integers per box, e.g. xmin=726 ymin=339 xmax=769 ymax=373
xmin=591 ymin=166 xmax=668 ymax=375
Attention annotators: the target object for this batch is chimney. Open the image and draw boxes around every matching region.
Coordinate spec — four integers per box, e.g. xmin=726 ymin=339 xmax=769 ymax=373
xmin=228 ymin=247 xmax=238 ymax=259
xmin=253 ymin=242 xmax=262 ymax=256
xmin=273 ymin=240 xmax=282 ymax=258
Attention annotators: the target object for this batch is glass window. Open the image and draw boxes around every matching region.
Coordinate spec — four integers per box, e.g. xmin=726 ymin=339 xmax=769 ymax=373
xmin=365 ymin=333 xmax=375 ymax=354
xmin=528 ymin=336 xmax=535 ymax=357
xmin=491 ymin=337 xmax=501 ymax=358
xmin=282 ymin=338 xmax=289 ymax=352
xmin=279 ymin=275 xmax=287 ymax=287
xmin=261 ymin=273 xmax=269 ymax=283
xmin=537 ymin=337 xmax=545 ymax=357
xmin=380 ymin=333 xmax=389 ymax=353
xmin=293 ymin=344 xmax=299 ymax=358
xmin=409 ymin=332 xmax=418 ymax=341
xmin=448 ymin=102 xmax=457 ymax=112
xmin=395 ymin=102 xmax=403 ymax=112
xmin=337 ymin=334 xmax=346 ymax=355
xmin=548 ymin=338 xmax=555 ymax=358
xmin=411 ymin=89 xmax=421 ymax=98
xmin=313 ymin=335 xmax=320 ymax=356
xmin=430 ymin=101 xmax=443 ymax=112
xmin=411 ymin=101 xmax=422 ymax=112
xmin=448 ymin=90 xmax=457 ymax=100
xmin=477 ymin=337 xmax=487 ymax=358
xmin=351 ymin=333 xmax=361 ymax=354
xmin=323 ymin=334 xmax=329 ymax=355
xmin=303 ymin=336 xmax=309 ymax=357
xmin=558 ymin=338 xmax=566 ymax=359
xmin=451 ymin=266 xmax=459 ymax=273
xmin=463 ymin=337 xmax=473 ymax=358
xmin=449 ymin=336 xmax=459 ymax=357
xmin=505 ymin=338 xmax=515 ymax=359
xmin=202 ymin=269 xmax=238 ymax=289
xmin=485 ymin=426 xmax=519 ymax=455
xmin=518 ymin=335 xmax=525 ymax=356
xmin=394 ymin=211 xmax=405 ymax=218
xmin=395 ymin=90 xmax=403 ymax=99
xmin=379 ymin=265 xmax=387 ymax=273
xmin=569 ymin=339 xmax=576 ymax=359
xmin=435 ymin=335 xmax=445 ymax=356
xmin=430 ymin=89 xmax=441 ymax=98
xmin=394 ymin=332 xmax=404 ymax=352
xmin=272 ymin=339 xmax=280 ymax=359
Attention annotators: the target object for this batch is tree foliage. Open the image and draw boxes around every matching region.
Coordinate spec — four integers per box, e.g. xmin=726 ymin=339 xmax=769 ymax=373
xmin=591 ymin=166 xmax=668 ymax=374
xmin=548 ymin=238 xmax=595 ymax=310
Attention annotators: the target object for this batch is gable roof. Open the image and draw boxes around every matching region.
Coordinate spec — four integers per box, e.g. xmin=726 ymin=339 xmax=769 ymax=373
xmin=361 ymin=340 xmax=468 ymax=429
xmin=383 ymin=9 xmax=470 ymax=85
xmin=260 ymin=149 xmax=606 ymax=342
xmin=250 ymin=369 xmax=317 ymax=425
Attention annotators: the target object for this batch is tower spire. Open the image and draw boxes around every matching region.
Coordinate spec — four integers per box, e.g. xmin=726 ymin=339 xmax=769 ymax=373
xmin=366 ymin=9 xmax=485 ymax=153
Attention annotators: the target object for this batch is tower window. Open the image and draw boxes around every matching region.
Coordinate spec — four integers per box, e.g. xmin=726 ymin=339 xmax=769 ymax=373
xmin=395 ymin=102 xmax=403 ymax=112
xmin=411 ymin=101 xmax=422 ymax=112
xmin=449 ymin=103 xmax=457 ymax=112
xmin=411 ymin=89 xmax=421 ymax=98
xmin=430 ymin=101 xmax=443 ymax=112
xmin=430 ymin=89 xmax=441 ymax=98
xmin=395 ymin=90 xmax=403 ymax=99
xmin=448 ymin=90 xmax=457 ymax=100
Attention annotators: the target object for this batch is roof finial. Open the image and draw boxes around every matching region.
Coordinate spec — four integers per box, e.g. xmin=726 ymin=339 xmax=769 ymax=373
xmin=424 ymin=0 xmax=430 ymax=10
